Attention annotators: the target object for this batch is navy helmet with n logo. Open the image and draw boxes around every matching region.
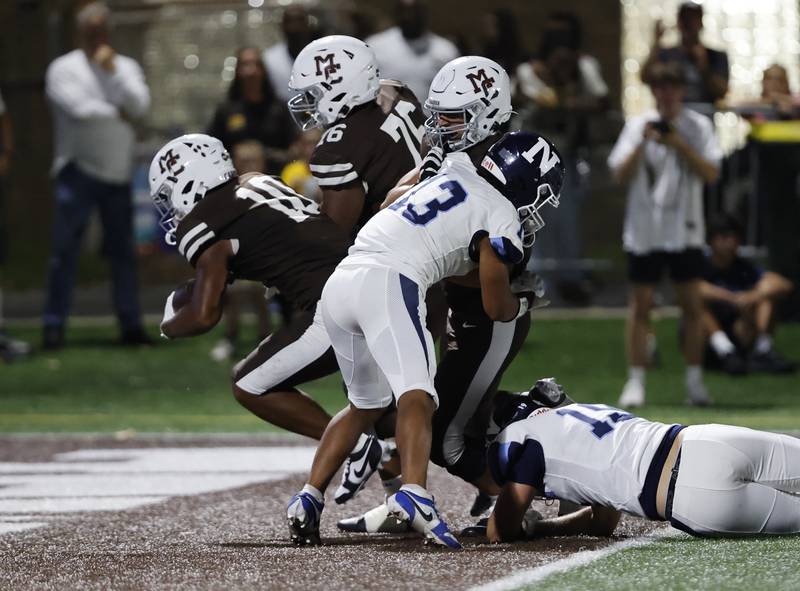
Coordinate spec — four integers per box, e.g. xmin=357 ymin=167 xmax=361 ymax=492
xmin=479 ymin=131 xmax=566 ymax=247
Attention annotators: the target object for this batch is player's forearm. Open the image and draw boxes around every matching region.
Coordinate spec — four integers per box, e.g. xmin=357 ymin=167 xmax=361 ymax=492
xmin=533 ymin=505 xmax=619 ymax=538
xmin=381 ymin=182 xmax=414 ymax=209
xmin=161 ymin=303 xmax=222 ymax=338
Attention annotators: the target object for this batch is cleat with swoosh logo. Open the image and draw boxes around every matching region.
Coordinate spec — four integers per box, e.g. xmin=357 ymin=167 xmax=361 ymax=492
xmin=387 ymin=486 xmax=462 ymax=549
xmin=287 ymin=490 xmax=324 ymax=546
xmin=334 ymin=434 xmax=395 ymax=504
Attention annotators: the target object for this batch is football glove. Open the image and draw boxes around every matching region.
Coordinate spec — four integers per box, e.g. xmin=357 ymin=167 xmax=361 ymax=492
xmin=160 ymin=292 xmax=176 ymax=339
xmin=418 ymin=146 xmax=445 ymax=181
xmin=511 ymin=270 xmax=545 ymax=298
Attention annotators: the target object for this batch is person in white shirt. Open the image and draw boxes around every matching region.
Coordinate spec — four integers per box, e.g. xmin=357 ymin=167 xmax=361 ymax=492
xmin=43 ymin=1 xmax=151 ymax=349
xmin=607 ymin=62 xmax=720 ymax=409
xmin=485 ymin=397 xmax=800 ymax=540
xmin=366 ymin=0 xmax=459 ymax=102
xmin=262 ymin=5 xmax=314 ymax=103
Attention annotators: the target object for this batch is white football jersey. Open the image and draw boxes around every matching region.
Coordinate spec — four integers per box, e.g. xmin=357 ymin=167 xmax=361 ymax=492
xmin=343 ymin=152 xmax=524 ymax=290
xmin=490 ymin=404 xmax=678 ymax=518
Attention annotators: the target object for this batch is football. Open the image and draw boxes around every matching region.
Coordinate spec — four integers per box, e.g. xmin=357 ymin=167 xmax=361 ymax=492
xmin=172 ymin=279 xmax=195 ymax=310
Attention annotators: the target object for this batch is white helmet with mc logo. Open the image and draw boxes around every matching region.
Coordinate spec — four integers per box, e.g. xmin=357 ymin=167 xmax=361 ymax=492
xmin=288 ymin=35 xmax=380 ymax=130
xmin=425 ymin=56 xmax=512 ymax=151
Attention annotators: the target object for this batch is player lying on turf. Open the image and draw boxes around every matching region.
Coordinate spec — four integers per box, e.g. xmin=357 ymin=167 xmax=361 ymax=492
xmin=149 ymin=134 xmax=397 ymax=470
xmin=484 ymin=391 xmax=800 ymax=540
xmin=286 ymin=131 xmax=562 ymax=549
xmin=288 ymin=34 xmax=428 ymax=502
xmin=336 ymin=56 xmax=564 ymax=534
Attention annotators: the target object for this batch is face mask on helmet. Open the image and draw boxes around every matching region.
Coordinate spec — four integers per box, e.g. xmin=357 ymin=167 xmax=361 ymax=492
xmin=424 ymin=98 xmax=493 ymax=152
xmin=288 ymin=85 xmax=327 ymax=130
xmin=152 ymin=182 xmax=178 ymax=245
xmin=518 ymin=183 xmax=560 ymax=247
xmin=148 ymin=134 xmax=236 ymax=246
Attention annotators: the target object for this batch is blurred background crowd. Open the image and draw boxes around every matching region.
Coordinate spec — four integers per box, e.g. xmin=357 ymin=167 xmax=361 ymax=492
xmin=0 ymin=0 xmax=797 ymax=386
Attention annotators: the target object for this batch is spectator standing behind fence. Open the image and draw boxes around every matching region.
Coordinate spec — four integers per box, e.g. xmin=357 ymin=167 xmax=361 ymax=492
xmin=43 ymin=1 xmax=151 ymax=350
xmin=700 ymin=214 xmax=796 ymax=376
xmin=515 ymin=11 xmax=609 ymax=305
xmin=208 ymin=47 xmax=294 ymax=175
xmin=0 ymin=87 xmax=32 ymax=362
xmin=641 ymin=2 xmax=728 ymax=109
xmin=263 ymin=6 xmax=315 ymax=103
xmin=608 ymin=62 xmax=721 ymax=409
xmin=366 ymin=0 xmax=459 ymax=103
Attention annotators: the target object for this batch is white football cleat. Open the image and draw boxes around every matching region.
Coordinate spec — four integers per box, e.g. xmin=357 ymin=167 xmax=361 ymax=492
xmin=387 ymin=485 xmax=462 ymax=549
xmin=618 ymin=379 xmax=645 ymax=409
xmin=337 ymin=502 xmax=411 ymax=534
xmin=334 ymin=434 xmax=394 ymax=504
xmin=287 ymin=490 xmax=324 ymax=546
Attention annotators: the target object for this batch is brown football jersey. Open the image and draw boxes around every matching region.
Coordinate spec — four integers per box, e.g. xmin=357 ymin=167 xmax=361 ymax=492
xmin=175 ymin=173 xmax=350 ymax=311
xmin=309 ymin=81 xmax=425 ymax=230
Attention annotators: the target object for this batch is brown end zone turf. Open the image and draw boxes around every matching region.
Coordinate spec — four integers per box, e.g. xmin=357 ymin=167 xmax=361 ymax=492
xmin=0 ymin=436 xmax=662 ymax=590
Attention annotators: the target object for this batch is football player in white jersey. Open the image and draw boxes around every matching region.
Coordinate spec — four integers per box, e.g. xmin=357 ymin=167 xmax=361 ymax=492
xmin=486 ymin=396 xmax=800 ymax=540
xmin=336 ymin=56 xmax=544 ymax=534
xmin=286 ymin=131 xmax=563 ymax=549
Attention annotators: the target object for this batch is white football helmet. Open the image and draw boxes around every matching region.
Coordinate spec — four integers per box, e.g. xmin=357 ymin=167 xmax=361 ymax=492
xmin=425 ymin=56 xmax=512 ymax=151
xmin=148 ymin=134 xmax=236 ymax=245
xmin=288 ymin=35 xmax=380 ymax=130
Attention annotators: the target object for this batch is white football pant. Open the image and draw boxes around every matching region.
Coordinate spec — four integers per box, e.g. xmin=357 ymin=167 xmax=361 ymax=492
xmin=671 ymin=424 xmax=800 ymax=535
xmin=320 ymin=264 xmax=438 ymax=409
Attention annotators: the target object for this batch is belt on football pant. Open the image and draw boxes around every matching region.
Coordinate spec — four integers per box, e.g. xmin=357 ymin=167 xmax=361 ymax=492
xmin=638 ymin=425 xmax=685 ymax=521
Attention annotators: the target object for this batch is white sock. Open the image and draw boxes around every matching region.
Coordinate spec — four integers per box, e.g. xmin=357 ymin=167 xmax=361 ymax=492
xmin=628 ymin=366 xmax=646 ymax=386
xmin=302 ymin=483 xmax=323 ymax=503
xmin=710 ymin=330 xmax=736 ymax=357
xmin=755 ymin=334 xmax=773 ymax=355
xmin=686 ymin=365 xmax=703 ymax=386
xmin=382 ymin=475 xmax=403 ymax=497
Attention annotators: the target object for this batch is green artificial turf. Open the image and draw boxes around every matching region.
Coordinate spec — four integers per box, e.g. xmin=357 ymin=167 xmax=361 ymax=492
xmin=1 ymin=317 xmax=798 ymax=433
xmin=527 ymin=533 xmax=800 ymax=591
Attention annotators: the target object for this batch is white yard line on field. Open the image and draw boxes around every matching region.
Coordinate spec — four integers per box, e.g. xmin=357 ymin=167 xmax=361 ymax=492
xmin=470 ymin=526 xmax=677 ymax=591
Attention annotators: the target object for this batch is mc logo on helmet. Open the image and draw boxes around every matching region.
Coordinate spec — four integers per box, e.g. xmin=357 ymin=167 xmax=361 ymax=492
xmin=158 ymin=149 xmax=184 ymax=175
xmin=314 ymin=53 xmax=342 ymax=84
xmin=522 ymin=137 xmax=561 ymax=175
xmin=466 ymin=69 xmax=495 ymax=96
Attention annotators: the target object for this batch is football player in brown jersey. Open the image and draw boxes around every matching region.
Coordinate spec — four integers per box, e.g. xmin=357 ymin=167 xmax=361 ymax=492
xmin=150 ymin=134 xmax=397 ymax=481
xmin=287 ymin=35 xmax=426 ymax=235
xmin=288 ymin=35 xmax=428 ymax=503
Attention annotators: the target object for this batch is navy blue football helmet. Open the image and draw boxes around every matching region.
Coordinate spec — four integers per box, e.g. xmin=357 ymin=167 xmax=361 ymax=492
xmin=479 ymin=131 xmax=565 ymax=247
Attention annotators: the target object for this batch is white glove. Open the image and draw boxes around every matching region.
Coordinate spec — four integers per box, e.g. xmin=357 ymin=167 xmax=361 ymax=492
xmin=521 ymin=508 xmax=543 ymax=537
xmin=160 ymin=292 xmax=176 ymax=339
xmin=510 ymin=270 xmax=546 ymax=298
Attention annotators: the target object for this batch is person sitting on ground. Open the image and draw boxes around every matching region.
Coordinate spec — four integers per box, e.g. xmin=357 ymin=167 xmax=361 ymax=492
xmin=700 ymin=214 xmax=796 ymax=374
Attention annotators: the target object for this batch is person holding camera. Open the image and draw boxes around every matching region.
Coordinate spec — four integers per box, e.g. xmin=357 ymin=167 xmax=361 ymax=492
xmin=608 ymin=62 xmax=722 ymax=408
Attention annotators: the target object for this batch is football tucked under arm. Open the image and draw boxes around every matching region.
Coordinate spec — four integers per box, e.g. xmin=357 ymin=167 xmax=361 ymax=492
xmin=171 ymin=279 xmax=196 ymax=310
xmin=160 ymin=242 xmax=232 ymax=339
xmin=159 ymin=279 xmax=195 ymax=339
